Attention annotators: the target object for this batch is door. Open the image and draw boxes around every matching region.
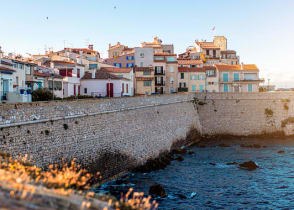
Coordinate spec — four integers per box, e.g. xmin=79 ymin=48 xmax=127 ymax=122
xmin=107 ymin=83 xmax=114 ymax=97
xmin=224 ymin=84 xmax=229 ymax=92
xmin=248 ymin=84 xmax=253 ymax=92
xmin=2 ymin=80 xmax=9 ymax=99
xmin=74 ymin=84 xmax=76 ymax=96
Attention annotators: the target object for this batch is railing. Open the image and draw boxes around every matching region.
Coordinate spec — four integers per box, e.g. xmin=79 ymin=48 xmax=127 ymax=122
xmin=0 ymin=90 xmax=32 ymax=103
xmin=155 ymin=81 xmax=165 ymax=86
xmin=178 ymin=87 xmax=188 ymax=92
xmin=154 ymin=71 xmax=165 ymax=75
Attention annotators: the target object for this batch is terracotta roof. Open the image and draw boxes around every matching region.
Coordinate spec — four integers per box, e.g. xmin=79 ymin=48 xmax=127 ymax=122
xmin=178 ymin=59 xmax=203 ymax=65
xmin=154 ymin=53 xmax=176 ymax=56
xmin=82 ymin=70 xmax=128 ymax=80
xmin=64 ymin=48 xmax=97 ymax=53
xmin=101 ymin=67 xmax=132 ymax=73
xmin=221 ymin=50 xmax=236 ymax=54
xmin=136 ymin=77 xmax=154 ymax=81
xmin=0 ymin=66 xmax=15 ymax=72
xmin=134 ymin=67 xmax=153 ymax=71
xmin=34 ymin=71 xmax=50 ymax=77
xmin=178 ymin=67 xmax=206 ymax=73
xmin=215 ymin=64 xmax=259 ymax=71
xmin=195 ymin=41 xmax=220 ymax=49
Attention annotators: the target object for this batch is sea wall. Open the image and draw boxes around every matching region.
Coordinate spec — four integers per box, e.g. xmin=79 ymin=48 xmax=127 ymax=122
xmin=195 ymin=92 xmax=294 ymax=136
xmin=1 ymin=92 xmax=294 ymax=179
xmin=0 ymin=94 xmax=200 ymax=179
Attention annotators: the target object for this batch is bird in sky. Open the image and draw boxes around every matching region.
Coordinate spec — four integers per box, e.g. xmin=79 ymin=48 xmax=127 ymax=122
xmin=114 ymin=6 xmax=117 ymax=9
xmin=46 ymin=17 xmax=48 ymax=20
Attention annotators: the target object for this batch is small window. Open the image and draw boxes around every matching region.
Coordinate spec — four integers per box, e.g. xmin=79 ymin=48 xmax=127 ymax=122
xmin=144 ymin=81 xmax=152 ymax=86
xmin=170 ymin=77 xmax=174 ymax=84
xmin=140 ymin=53 xmax=144 ymax=58
xmin=143 ymin=70 xmax=151 ymax=75
xmin=170 ymin=66 xmax=174 ymax=73
xmin=181 ymin=73 xmax=184 ymax=79
xmin=206 ymin=50 xmax=209 ymax=56
xmin=84 ymin=88 xmax=87 ymax=94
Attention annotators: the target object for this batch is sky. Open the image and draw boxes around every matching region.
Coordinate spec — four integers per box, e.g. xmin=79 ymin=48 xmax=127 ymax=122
xmin=0 ymin=0 xmax=293 ymax=88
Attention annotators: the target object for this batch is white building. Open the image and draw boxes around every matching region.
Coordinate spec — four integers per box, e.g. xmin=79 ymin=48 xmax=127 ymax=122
xmin=81 ymin=70 xmax=132 ymax=98
xmin=101 ymin=67 xmax=134 ymax=96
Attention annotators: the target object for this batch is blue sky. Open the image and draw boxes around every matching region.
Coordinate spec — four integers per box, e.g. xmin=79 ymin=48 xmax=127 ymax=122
xmin=0 ymin=0 xmax=294 ymax=87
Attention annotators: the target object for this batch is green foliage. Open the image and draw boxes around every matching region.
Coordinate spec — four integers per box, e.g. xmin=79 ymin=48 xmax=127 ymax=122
xmin=32 ymin=88 xmax=54 ymax=102
xmin=265 ymin=108 xmax=273 ymax=117
xmin=63 ymin=124 xmax=69 ymax=130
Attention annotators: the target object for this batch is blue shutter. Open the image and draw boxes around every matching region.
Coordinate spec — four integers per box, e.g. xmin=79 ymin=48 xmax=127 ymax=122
xmin=119 ymin=63 xmax=122 ymax=68
xmin=114 ymin=63 xmax=116 ymax=67
xmin=126 ymin=56 xmax=129 ymax=60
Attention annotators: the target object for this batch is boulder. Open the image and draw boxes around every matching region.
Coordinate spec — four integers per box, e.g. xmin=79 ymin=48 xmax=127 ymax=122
xmin=174 ymin=156 xmax=184 ymax=162
xmin=171 ymin=148 xmax=187 ymax=154
xmin=149 ymin=184 xmax=167 ymax=198
xmin=253 ymin=144 xmax=261 ymax=149
xmin=226 ymin=162 xmax=238 ymax=165
xmin=239 ymin=161 xmax=259 ymax=171
xmin=218 ymin=143 xmax=230 ymax=147
xmin=278 ymin=150 xmax=285 ymax=154
xmin=175 ymin=193 xmax=187 ymax=199
xmin=209 ymin=163 xmax=216 ymax=166
xmin=188 ymin=151 xmax=195 ymax=155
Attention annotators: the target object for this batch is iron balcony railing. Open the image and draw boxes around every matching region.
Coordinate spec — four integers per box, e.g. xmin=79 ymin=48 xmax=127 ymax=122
xmin=154 ymin=70 xmax=165 ymax=75
xmin=155 ymin=81 xmax=165 ymax=86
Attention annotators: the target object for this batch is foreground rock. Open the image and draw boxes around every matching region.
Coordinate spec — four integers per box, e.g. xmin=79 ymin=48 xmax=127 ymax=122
xmin=171 ymin=148 xmax=187 ymax=154
xmin=278 ymin=150 xmax=285 ymax=154
xmin=149 ymin=184 xmax=167 ymax=198
xmin=239 ymin=161 xmax=259 ymax=171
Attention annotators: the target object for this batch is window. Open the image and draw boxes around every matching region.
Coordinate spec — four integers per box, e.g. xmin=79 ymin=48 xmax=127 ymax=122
xmin=77 ymin=69 xmax=80 ymax=78
xmin=206 ymin=70 xmax=215 ymax=76
xmin=19 ymin=64 xmax=23 ymax=69
xmin=131 ymin=56 xmax=134 ymax=60
xmin=248 ymin=84 xmax=253 ymax=92
xmin=181 ymin=73 xmax=184 ymax=79
xmin=166 ymin=57 xmax=176 ymax=62
xmin=126 ymin=56 xmax=129 ymax=60
xmin=223 ymin=73 xmax=229 ymax=82
xmin=200 ymin=85 xmax=204 ymax=92
xmin=179 ymin=82 xmax=186 ymax=88
xmin=213 ymin=50 xmax=216 ymax=57
xmin=233 ymin=73 xmax=239 ymax=81
xmin=16 ymin=76 xmax=19 ymax=85
xmin=126 ymin=84 xmax=129 ymax=93
xmin=89 ymin=64 xmax=98 ymax=69
xmin=122 ymin=83 xmax=124 ymax=93
xmin=143 ymin=70 xmax=151 ymax=75
xmin=13 ymin=63 xmax=17 ymax=69
xmin=244 ymin=73 xmax=257 ymax=80
xmin=144 ymin=80 xmax=152 ymax=86
xmin=206 ymin=50 xmax=210 ymax=56
xmin=140 ymin=53 xmax=144 ymax=58
xmin=192 ymin=85 xmax=196 ymax=92
xmin=170 ymin=66 xmax=174 ymax=72
xmin=140 ymin=62 xmax=144 ymax=67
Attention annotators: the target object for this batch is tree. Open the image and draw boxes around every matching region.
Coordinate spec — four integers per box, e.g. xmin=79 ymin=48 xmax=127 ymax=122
xmin=32 ymin=88 xmax=54 ymax=101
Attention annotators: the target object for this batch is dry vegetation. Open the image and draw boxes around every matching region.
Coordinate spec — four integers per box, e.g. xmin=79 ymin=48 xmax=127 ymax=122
xmin=0 ymin=152 xmax=158 ymax=210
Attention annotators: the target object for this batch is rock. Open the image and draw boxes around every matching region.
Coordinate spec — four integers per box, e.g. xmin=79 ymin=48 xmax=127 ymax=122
xmin=174 ymin=156 xmax=184 ymax=161
xmin=278 ymin=150 xmax=285 ymax=154
xmin=218 ymin=143 xmax=230 ymax=147
xmin=253 ymin=144 xmax=261 ymax=149
xmin=175 ymin=193 xmax=187 ymax=199
xmin=172 ymin=148 xmax=187 ymax=154
xmin=239 ymin=161 xmax=259 ymax=171
xmin=226 ymin=162 xmax=238 ymax=165
xmin=115 ymin=179 xmax=129 ymax=185
xmin=209 ymin=163 xmax=216 ymax=166
xmin=188 ymin=151 xmax=195 ymax=155
xmin=149 ymin=184 xmax=167 ymax=198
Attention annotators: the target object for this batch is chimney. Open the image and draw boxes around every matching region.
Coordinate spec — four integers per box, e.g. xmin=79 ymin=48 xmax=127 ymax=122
xmin=241 ymin=62 xmax=244 ymax=70
xmin=88 ymin=44 xmax=93 ymax=50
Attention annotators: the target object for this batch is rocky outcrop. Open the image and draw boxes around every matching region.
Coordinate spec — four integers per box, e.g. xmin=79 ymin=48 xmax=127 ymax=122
xmin=149 ymin=184 xmax=167 ymax=198
xmin=239 ymin=161 xmax=259 ymax=171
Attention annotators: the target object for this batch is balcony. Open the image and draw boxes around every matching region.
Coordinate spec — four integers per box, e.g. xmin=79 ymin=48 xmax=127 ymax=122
xmin=233 ymin=78 xmax=265 ymax=83
xmin=155 ymin=81 xmax=165 ymax=86
xmin=178 ymin=87 xmax=188 ymax=92
xmin=154 ymin=70 xmax=165 ymax=75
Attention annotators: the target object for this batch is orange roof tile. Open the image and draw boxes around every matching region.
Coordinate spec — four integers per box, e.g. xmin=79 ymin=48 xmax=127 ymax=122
xmin=178 ymin=59 xmax=203 ymax=65
xmin=215 ymin=64 xmax=259 ymax=71
xmin=195 ymin=41 xmax=220 ymax=49
xmin=101 ymin=67 xmax=132 ymax=73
